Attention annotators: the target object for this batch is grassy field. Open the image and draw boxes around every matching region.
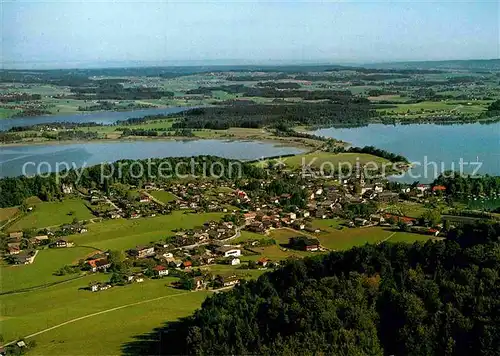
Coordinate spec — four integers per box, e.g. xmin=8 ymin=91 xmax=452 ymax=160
xmin=149 ymin=190 xmax=177 ymax=203
xmin=381 ymin=201 xmax=429 ymax=218
xmin=0 ymin=207 xmax=19 ymax=223
xmin=0 ymin=273 xmax=209 ymax=353
xmin=68 ymin=211 xmax=224 ymax=251
xmin=7 ymin=199 xmax=94 ymax=232
xmin=310 ymin=219 xmax=432 ymax=250
xmin=1 ymin=246 xmax=98 ymax=293
xmin=259 ymin=152 xmax=390 ymax=170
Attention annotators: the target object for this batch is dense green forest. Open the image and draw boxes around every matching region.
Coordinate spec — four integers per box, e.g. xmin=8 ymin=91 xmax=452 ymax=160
xmin=172 ymin=102 xmax=379 ymax=130
xmin=433 ymin=173 xmax=500 ymax=197
xmin=150 ymin=221 xmax=500 ymax=355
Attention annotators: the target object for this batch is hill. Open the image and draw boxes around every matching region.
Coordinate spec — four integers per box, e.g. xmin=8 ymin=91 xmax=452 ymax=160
xmin=148 ymin=221 xmax=500 ymax=355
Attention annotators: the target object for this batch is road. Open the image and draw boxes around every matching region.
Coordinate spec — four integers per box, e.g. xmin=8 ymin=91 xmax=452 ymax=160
xmin=4 ymin=291 xmax=192 ymax=346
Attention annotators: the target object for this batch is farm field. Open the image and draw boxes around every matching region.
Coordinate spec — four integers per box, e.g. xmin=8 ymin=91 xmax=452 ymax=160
xmin=149 ymin=190 xmax=177 ymax=203
xmin=0 ymin=206 xmax=19 ymax=223
xmin=68 ymin=211 xmax=225 ymax=251
xmin=310 ymin=219 xmax=433 ymax=250
xmin=0 ymin=274 xmax=208 ymax=353
xmin=1 ymin=246 xmax=98 ymax=293
xmin=7 ymin=198 xmax=94 ymax=232
xmin=381 ymin=201 xmax=430 ymax=218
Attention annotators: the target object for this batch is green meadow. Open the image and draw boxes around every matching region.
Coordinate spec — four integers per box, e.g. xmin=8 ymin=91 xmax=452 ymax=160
xmin=7 ymin=199 xmax=94 ymax=232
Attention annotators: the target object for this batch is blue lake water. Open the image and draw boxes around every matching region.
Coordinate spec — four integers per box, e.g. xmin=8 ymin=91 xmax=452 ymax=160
xmin=0 ymin=140 xmax=304 ymax=177
xmin=0 ymin=106 xmax=191 ymax=131
xmin=312 ymin=122 xmax=500 ymax=183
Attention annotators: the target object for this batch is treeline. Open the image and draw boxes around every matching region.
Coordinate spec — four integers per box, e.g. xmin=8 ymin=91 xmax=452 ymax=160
xmin=480 ymin=99 xmax=500 ymax=119
xmin=154 ymin=221 xmax=500 ymax=355
xmin=42 ymin=131 xmax=99 ymax=141
xmin=0 ymin=156 xmax=266 ymax=208
xmin=186 ymin=84 xmax=353 ymax=101
xmin=172 ymin=103 xmax=377 ymax=130
xmin=433 ymin=173 xmax=500 ymax=197
xmin=120 ymin=128 xmax=194 ymax=137
xmin=66 ymin=83 xmax=174 ymax=101
xmin=331 ymin=145 xmax=409 ymax=163
xmin=256 ymin=82 xmax=301 ymax=89
xmin=0 ymin=93 xmax=41 ymax=103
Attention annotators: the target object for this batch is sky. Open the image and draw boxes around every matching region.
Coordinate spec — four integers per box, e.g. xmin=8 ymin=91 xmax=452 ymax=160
xmin=1 ymin=0 xmax=499 ymax=69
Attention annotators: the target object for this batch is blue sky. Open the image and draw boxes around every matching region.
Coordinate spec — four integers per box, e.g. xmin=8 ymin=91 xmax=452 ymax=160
xmin=1 ymin=0 xmax=499 ymax=69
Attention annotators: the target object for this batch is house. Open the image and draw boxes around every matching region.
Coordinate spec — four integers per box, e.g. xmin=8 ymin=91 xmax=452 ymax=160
xmin=130 ymin=245 xmax=155 ymax=258
xmin=154 ymin=265 xmax=169 ymax=277
xmin=222 ymin=276 xmax=240 ymax=287
xmin=182 ymin=260 xmax=192 ymax=269
xmin=230 ymin=257 xmax=240 ymax=266
xmin=215 ymin=246 xmax=241 ymax=258
xmin=285 ymin=212 xmax=297 ymax=221
xmin=87 ymin=258 xmax=111 ymax=272
xmin=33 ymin=235 xmax=49 ymax=244
xmin=12 ymin=251 xmax=37 ymax=264
xmin=354 ymin=218 xmax=369 ymax=226
xmin=416 ymin=184 xmax=429 ymax=196
xmin=376 ymin=192 xmax=399 ymax=203
xmin=243 ymin=212 xmax=257 ymax=224
xmin=139 ymin=194 xmax=151 ymax=203
xmin=288 ymin=237 xmax=320 ymax=251
xmin=8 ymin=245 xmax=21 ymax=255
xmin=257 ymin=257 xmax=270 ymax=267
xmin=9 ymin=231 xmax=23 ymax=240
xmin=369 ymin=214 xmax=385 ymax=224
xmin=62 ymin=184 xmax=73 ymax=194
xmin=89 ymin=282 xmax=111 ymax=292
xmin=78 ymin=228 xmax=88 ymax=234
xmin=248 ymin=221 xmax=265 ymax=233
xmin=432 ymin=185 xmax=447 ymax=193
xmin=55 ymin=239 xmax=73 ymax=248
xmin=193 ymin=276 xmax=207 ymax=290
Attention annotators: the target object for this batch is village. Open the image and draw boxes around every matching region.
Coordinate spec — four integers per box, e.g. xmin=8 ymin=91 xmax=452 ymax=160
xmin=3 ymin=163 xmax=474 ymax=299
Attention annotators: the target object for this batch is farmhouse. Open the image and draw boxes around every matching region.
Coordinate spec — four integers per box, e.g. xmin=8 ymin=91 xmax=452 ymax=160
xmin=229 ymin=257 xmax=240 ymax=266
xmin=153 ymin=265 xmax=169 ymax=277
xmin=257 ymin=257 xmax=270 ymax=267
xmin=9 ymin=232 xmax=23 ymax=240
xmin=222 ymin=276 xmax=240 ymax=287
xmin=55 ymin=239 xmax=74 ymax=248
xmin=12 ymin=250 xmax=37 ymax=264
xmin=215 ymin=246 xmax=241 ymax=258
xmin=130 ymin=245 xmax=155 ymax=258
xmin=87 ymin=258 xmax=111 ymax=272
xmin=288 ymin=237 xmax=320 ymax=252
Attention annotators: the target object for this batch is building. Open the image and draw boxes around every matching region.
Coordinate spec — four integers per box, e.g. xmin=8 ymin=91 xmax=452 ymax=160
xmin=222 ymin=276 xmax=240 ymax=287
xmin=87 ymin=258 xmax=111 ymax=272
xmin=182 ymin=260 xmax=192 ymax=269
xmin=215 ymin=246 xmax=241 ymax=258
xmin=55 ymin=239 xmax=73 ymax=248
xmin=288 ymin=237 xmax=320 ymax=251
xmin=257 ymin=257 xmax=270 ymax=267
xmin=9 ymin=231 xmax=23 ymax=240
xmin=154 ymin=265 xmax=169 ymax=277
xmin=354 ymin=218 xmax=369 ymax=226
xmin=130 ymin=245 xmax=155 ymax=258
xmin=432 ymin=185 xmax=447 ymax=193
xmin=230 ymin=257 xmax=240 ymax=266
xmin=12 ymin=251 xmax=37 ymax=264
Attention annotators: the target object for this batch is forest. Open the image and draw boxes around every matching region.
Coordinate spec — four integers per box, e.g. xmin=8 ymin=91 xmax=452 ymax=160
xmin=154 ymin=221 xmax=500 ymax=355
xmin=433 ymin=173 xmax=500 ymax=198
xmin=172 ymin=102 xmax=379 ymax=130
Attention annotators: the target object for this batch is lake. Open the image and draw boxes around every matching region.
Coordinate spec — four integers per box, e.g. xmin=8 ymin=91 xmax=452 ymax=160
xmin=312 ymin=122 xmax=500 ymax=183
xmin=0 ymin=140 xmax=304 ymax=177
xmin=0 ymin=106 xmax=191 ymax=131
